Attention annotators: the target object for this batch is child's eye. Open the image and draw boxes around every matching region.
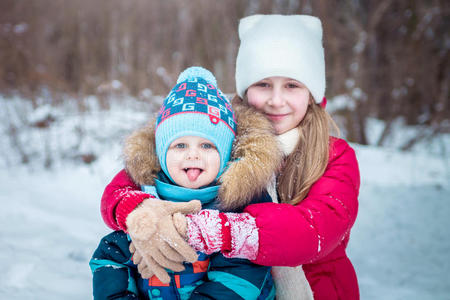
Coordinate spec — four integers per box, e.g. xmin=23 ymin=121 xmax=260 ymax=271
xmin=201 ymin=143 xmax=215 ymax=149
xmin=173 ymin=143 xmax=187 ymax=149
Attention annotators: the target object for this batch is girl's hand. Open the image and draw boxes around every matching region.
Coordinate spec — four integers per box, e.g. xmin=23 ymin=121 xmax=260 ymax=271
xmin=126 ymin=198 xmax=201 ymax=283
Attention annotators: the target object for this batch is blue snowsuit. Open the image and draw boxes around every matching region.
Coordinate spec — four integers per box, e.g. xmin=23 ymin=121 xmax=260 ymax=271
xmin=90 ymin=172 xmax=275 ymax=299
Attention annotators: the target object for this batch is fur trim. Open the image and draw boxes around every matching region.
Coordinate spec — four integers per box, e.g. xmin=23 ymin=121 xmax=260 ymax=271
xmin=123 ymin=97 xmax=282 ymax=210
xmin=218 ymin=97 xmax=282 ymax=210
xmin=123 ymin=121 xmax=160 ymax=186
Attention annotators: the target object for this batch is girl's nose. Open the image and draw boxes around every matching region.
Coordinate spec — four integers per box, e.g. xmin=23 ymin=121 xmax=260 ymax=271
xmin=268 ymin=88 xmax=285 ymax=107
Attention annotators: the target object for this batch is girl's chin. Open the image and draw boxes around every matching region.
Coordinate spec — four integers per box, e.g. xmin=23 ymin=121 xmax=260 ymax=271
xmin=272 ymin=124 xmax=288 ymax=135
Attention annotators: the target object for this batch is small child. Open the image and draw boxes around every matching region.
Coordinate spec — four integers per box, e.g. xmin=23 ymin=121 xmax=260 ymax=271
xmin=90 ymin=67 xmax=280 ymax=300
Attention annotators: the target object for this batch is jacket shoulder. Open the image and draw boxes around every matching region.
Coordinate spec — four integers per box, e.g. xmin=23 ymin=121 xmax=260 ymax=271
xmin=90 ymin=232 xmax=140 ymax=299
xmin=329 ymin=137 xmax=355 ymax=158
xmin=91 ymin=231 xmax=131 ymax=263
xmin=317 ymin=137 xmax=360 ymax=195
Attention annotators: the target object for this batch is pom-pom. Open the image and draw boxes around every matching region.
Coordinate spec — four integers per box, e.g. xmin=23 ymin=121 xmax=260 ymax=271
xmin=177 ymin=66 xmax=218 ymax=87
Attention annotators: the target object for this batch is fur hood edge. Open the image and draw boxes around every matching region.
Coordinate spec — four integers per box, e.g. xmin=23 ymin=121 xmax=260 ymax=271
xmin=123 ymin=99 xmax=282 ymax=210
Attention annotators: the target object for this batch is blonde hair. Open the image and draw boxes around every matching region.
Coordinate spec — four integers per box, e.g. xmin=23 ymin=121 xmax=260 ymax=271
xmin=241 ymin=94 xmax=338 ymax=205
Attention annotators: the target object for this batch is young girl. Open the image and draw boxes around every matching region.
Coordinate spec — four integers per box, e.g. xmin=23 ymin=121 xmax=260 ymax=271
xmin=101 ymin=15 xmax=360 ymax=300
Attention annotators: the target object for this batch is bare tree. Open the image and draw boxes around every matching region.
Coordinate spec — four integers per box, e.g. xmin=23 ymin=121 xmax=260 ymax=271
xmin=0 ymin=0 xmax=448 ymax=146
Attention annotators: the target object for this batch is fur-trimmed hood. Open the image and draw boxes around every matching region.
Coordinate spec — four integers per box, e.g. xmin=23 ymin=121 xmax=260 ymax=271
xmin=123 ymin=97 xmax=282 ymax=210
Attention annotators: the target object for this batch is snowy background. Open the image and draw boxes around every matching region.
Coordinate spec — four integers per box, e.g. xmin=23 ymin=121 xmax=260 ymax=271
xmin=0 ymin=94 xmax=449 ymax=299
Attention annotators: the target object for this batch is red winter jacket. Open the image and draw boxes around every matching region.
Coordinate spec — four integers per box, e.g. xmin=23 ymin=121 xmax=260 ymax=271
xmin=101 ymin=137 xmax=360 ymax=300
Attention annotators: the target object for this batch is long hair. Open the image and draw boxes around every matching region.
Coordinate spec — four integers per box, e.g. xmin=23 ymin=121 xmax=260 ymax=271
xmin=278 ymin=96 xmax=338 ymax=205
xmin=239 ymin=94 xmax=338 ymax=205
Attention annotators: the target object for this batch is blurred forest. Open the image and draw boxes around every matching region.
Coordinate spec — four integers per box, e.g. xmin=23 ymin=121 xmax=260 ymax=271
xmin=0 ymin=0 xmax=448 ymax=145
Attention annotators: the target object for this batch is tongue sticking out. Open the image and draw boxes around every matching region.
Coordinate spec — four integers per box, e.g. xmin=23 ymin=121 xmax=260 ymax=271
xmin=186 ymin=168 xmax=202 ymax=181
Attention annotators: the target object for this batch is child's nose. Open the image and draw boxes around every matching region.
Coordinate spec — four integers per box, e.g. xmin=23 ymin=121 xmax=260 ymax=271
xmin=186 ymin=147 xmax=200 ymax=160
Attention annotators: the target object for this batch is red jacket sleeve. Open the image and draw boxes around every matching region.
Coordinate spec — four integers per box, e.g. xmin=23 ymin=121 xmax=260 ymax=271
xmin=101 ymin=169 xmax=152 ymax=231
xmin=244 ymin=138 xmax=360 ymax=266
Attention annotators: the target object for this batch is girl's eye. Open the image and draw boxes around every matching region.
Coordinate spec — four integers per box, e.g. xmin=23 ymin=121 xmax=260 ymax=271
xmin=201 ymin=143 xmax=215 ymax=149
xmin=254 ymin=82 xmax=270 ymax=88
xmin=287 ymin=83 xmax=300 ymax=89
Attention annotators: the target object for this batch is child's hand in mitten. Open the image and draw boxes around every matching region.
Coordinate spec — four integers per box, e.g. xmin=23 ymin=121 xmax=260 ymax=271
xmin=173 ymin=212 xmax=188 ymax=238
xmin=129 ymin=242 xmax=154 ymax=279
xmin=126 ymin=198 xmax=201 ymax=283
xmin=133 ymin=212 xmax=187 ymax=281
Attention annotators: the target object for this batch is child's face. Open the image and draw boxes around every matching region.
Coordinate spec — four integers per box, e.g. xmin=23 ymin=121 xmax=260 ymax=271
xmin=246 ymin=76 xmax=310 ymax=134
xmin=166 ymin=136 xmax=220 ymax=189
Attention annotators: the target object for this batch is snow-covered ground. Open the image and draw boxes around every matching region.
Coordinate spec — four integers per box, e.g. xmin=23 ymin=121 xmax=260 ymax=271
xmin=0 ymin=95 xmax=449 ymax=299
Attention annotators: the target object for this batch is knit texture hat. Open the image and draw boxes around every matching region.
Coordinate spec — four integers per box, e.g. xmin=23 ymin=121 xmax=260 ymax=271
xmin=155 ymin=67 xmax=236 ymax=181
xmin=235 ymin=14 xmax=325 ymax=103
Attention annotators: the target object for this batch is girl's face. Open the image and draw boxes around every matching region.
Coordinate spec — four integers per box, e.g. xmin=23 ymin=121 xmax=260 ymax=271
xmin=166 ymin=136 xmax=220 ymax=189
xmin=246 ymin=76 xmax=310 ymax=134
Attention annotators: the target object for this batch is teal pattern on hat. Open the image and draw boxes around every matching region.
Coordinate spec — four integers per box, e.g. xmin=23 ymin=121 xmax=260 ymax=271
xmin=155 ymin=67 xmax=236 ymax=182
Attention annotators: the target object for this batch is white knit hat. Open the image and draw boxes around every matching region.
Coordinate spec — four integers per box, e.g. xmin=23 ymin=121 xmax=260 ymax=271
xmin=235 ymin=14 xmax=325 ymax=103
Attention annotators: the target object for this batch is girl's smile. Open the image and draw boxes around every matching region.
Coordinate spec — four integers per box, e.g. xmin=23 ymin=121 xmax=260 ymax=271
xmin=246 ymin=76 xmax=310 ymax=134
xmin=265 ymin=113 xmax=290 ymax=122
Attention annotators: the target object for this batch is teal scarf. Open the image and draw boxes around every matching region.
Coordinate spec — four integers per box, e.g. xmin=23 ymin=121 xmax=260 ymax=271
xmin=141 ymin=172 xmax=218 ymax=205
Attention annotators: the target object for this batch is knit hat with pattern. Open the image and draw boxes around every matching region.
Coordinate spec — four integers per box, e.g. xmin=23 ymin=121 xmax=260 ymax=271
xmin=155 ymin=66 xmax=236 ymax=181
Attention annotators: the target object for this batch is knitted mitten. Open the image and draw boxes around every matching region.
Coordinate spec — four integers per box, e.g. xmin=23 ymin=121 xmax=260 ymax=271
xmin=184 ymin=209 xmax=259 ymax=260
